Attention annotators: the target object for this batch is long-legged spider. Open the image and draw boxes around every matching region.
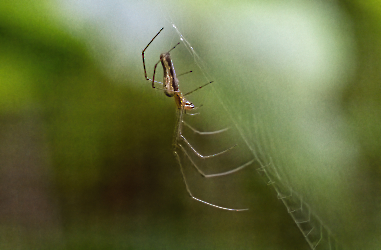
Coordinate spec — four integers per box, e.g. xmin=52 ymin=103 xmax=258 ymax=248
xmin=142 ymin=27 xmax=253 ymax=211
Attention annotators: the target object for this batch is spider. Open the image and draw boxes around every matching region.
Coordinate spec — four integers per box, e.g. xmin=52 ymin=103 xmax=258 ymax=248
xmin=142 ymin=27 xmax=253 ymax=211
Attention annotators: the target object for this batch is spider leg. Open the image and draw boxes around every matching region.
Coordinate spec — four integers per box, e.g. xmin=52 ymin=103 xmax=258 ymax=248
xmin=142 ymin=27 xmax=164 ymax=85
xmin=152 ymin=59 xmax=161 ymax=88
xmin=177 ymin=70 xmax=192 ymax=77
xmin=180 ymin=134 xmax=237 ymax=159
xmin=179 ymin=143 xmax=254 ymax=178
xmin=173 ymin=149 xmax=248 ymax=211
xmin=173 ymin=108 xmax=249 ymax=211
xmin=186 ymin=112 xmax=200 ymax=116
xmin=184 ymin=81 xmax=214 ymax=96
xmin=183 ymin=121 xmax=229 ymax=135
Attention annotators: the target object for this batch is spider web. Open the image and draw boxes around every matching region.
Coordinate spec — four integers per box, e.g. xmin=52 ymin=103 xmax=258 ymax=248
xmin=169 ymin=24 xmax=340 ymax=250
xmin=158 ymin=3 xmax=354 ymax=249
xmin=56 ymin=0 xmax=378 ymax=248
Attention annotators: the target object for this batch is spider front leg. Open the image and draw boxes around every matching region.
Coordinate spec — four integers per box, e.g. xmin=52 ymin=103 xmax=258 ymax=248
xmin=141 ymin=27 xmax=164 ymax=87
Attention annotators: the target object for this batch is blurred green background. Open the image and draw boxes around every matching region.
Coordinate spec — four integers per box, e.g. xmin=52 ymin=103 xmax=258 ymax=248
xmin=0 ymin=0 xmax=380 ymax=249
